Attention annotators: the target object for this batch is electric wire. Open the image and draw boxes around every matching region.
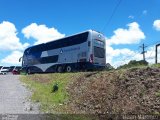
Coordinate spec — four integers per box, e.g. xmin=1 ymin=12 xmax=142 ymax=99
xmin=101 ymin=0 xmax=122 ymax=33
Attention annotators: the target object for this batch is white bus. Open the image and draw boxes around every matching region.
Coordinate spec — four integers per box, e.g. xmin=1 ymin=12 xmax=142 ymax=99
xmin=21 ymin=30 xmax=106 ymax=74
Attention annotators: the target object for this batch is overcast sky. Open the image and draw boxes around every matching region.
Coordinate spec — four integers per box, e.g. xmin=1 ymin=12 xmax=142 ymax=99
xmin=0 ymin=0 xmax=160 ymax=67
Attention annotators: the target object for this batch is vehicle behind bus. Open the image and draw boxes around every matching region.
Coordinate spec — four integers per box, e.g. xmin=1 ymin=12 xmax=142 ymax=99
xmin=21 ymin=30 xmax=106 ymax=74
xmin=0 ymin=66 xmax=9 ymax=75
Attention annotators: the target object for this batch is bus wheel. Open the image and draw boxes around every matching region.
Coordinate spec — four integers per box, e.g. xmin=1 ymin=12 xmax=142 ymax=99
xmin=57 ymin=66 xmax=63 ymax=73
xmin=66 ymin=65 xmax=72 ymax=72
xmin=27 ymin=69 xmax=31 ymax=75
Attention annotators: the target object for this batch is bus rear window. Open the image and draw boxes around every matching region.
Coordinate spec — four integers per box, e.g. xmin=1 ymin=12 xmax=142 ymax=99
xmin=94 ymin=46 xmax=105 ymax=58
xmin=94 ymin=39 xmax=104 ymax=46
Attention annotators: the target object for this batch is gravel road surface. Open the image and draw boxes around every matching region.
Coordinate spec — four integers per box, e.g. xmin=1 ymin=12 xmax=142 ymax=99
xmin=0 ymin=75 xmax=40 ymax=114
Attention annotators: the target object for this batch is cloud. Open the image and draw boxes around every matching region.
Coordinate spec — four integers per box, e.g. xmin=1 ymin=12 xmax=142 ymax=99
xmin=106 ymin=44 xmax=160 ymax=67
xmin=105 ymin=22 xmax=147 ymax=67
xmin=22 ymin=23 xmax=65 ymax=45
xmin=1 ymin=51 xmax=23 ymax=65
xmin=145 ymin=46 xmax=160 ymax=64
xmin=107 ymin=22 xmax=145 ymax=45
xmin=128 ymin=15 xmax=134 ymax=19
xmin=0 ymin=21 xmax=29 ymax=51
xmin=153 ymin=20 xmax=160 ymax=31
xmin=105 ymin=43 xmax=141 ymax=67
xmin=142 ymin=10 xmax=147 ymax=15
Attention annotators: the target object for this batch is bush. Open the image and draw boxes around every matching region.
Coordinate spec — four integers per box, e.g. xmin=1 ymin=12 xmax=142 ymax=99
xmin=117 ymin=60 xmax=148 ymax=69
xmin=105 ymin=63 xmax=115 ymax=71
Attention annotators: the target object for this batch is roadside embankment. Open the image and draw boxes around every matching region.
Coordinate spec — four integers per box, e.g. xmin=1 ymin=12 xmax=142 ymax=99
xmin=21 ymin=66 xmax=160 ymax=115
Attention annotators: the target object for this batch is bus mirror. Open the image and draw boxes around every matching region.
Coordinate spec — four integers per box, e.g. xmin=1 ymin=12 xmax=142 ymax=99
xmin=88 ymin=41 xmax=91 ymax=47
xmin=19 ymin=57 xmax=22 ymax=62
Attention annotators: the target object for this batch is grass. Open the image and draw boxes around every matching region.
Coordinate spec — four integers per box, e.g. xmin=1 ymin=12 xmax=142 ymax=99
xmin=155 ymin=91 xmax=160 ymax=97
xmin=20 ymin=72 xmax=98 ymax=119
xmin=151 ymin=63 xmax=160 ymax=68
xmin=20 ymin=67 xmax=160 ymax=118
xmin=20 ymin=73 xmax=78 ymax=113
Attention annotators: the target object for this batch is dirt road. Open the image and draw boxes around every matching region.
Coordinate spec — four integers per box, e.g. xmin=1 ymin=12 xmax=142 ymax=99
xmin=0 ymin=75 xmax=39 ymax=114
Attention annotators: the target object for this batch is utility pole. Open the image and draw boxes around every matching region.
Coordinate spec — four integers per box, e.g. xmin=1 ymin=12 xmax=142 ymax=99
xmin=155 ymin=43 xmax=160 ymax=64
xmin=140 ymin=43 xmax=147 ymax=61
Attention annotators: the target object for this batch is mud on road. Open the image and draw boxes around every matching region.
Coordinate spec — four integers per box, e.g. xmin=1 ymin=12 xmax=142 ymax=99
xmin=0 ymin=75 xmax=39 ymax=114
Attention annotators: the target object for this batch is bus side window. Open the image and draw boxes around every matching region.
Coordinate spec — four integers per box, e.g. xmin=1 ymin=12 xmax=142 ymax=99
xmin=88 ymin=41 xmax=91 ymax=47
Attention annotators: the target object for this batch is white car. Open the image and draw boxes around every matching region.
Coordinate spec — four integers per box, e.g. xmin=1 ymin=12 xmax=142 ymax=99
xmin=0 ymin=67 xmax=9 ymax=75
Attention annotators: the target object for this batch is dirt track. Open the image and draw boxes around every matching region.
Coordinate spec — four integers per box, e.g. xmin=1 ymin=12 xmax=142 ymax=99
xmin=0 ymin=75 xmax=39 ymax=114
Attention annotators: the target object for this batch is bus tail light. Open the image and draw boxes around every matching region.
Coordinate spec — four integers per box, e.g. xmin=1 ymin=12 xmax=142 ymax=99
xmin=89 ymin=54 xmax=93 ymax=63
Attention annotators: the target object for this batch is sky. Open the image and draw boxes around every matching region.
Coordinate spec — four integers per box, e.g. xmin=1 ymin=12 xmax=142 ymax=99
xmin=0 ymin=0 xmax=160 ymax=67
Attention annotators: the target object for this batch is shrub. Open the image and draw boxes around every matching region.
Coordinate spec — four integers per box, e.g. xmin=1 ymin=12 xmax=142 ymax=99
xmin=117 ymin=60 xmax=148 ymax=69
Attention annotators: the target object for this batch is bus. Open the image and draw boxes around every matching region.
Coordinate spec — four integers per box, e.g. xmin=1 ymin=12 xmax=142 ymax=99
xmin=20 ymin=30 xmax=106 ymax=74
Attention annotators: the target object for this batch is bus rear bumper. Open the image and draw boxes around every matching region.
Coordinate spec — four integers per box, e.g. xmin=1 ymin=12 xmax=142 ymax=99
xmin=86 ymin=62 xmax=105 ymax=70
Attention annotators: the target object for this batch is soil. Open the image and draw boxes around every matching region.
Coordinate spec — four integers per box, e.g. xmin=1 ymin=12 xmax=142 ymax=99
xmin=66 ymin=67 xmax=160 ymax=114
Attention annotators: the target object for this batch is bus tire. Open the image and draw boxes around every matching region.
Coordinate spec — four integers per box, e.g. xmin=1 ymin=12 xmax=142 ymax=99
xmin=27 ymin=68 xmax=31 ymax=75
xmin=66 ymin=65 xmax=72 ymax=72
xmin=57 ymin=66 xmax=63 ymax=73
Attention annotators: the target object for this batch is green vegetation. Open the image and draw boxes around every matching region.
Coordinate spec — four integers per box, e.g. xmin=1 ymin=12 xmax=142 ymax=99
xmin=20 ymin=73 xmax=78 ymax=113
xmin=151 ymin=63 xmax=160 ymax=68
xmin=104 ymin=63 xmax=115 ymax=71
xmin=155 ymin=91 xmax=160 ymax=97
xmin=117 ymin=60 xmax=148 ymax=69
xmin=20 ymin=72 xmax=27 ymax=75
xmin=20 ymin=64 xmax=160 ymax=116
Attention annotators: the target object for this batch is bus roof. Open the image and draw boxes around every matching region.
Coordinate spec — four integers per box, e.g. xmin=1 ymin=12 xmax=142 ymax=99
xmin=24 ymin=29 xmax=102 ymax=52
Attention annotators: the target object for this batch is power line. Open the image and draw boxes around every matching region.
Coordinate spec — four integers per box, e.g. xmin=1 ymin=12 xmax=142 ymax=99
xmin=118 ymin=48 xmax=140 ymax=65
xmin=113 ymin=42 xmax=160 ymax=66
xmin=142 ymin=42 xmax=160 ymax=62
xmin=146 ymin=41 xmax=160 ymax=47
xmin=140 ymin=43 xmax=147 ymax=61
xmin=148 ymin=48 xmax=154 ymax=59
xmin=155 ymin=43 xmax=160 ymax=64
xmin=101 ymin=0 xmax=122 ymax=33
xmin=140 ymin=41 xmax=160 ymax=62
